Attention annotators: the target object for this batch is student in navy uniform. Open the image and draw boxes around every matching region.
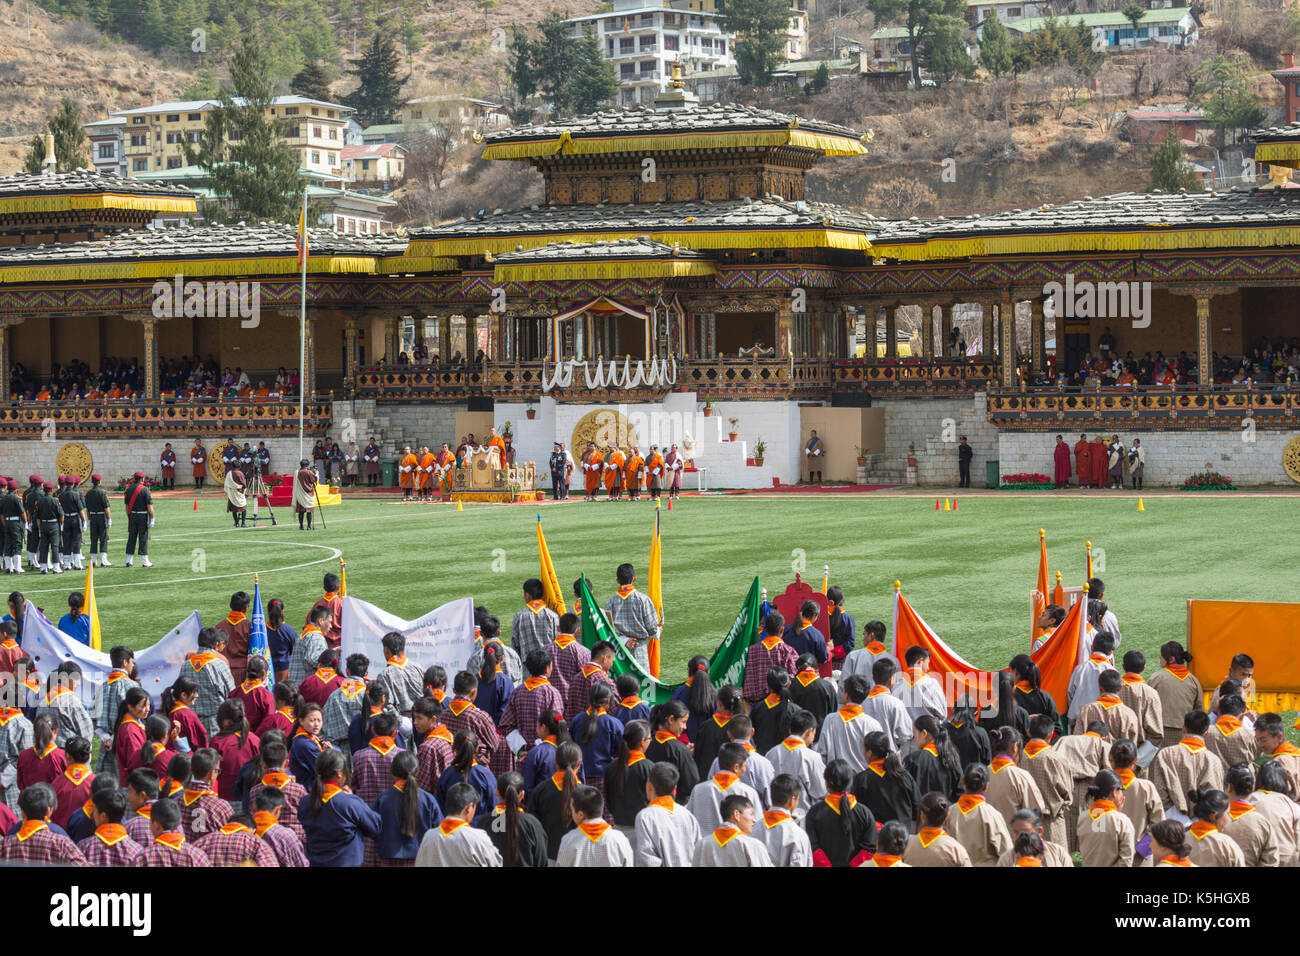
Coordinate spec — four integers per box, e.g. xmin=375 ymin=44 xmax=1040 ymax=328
xmin=371 ymin=750 xmax=441 ymax=866
xmin=569 ymin=681 xmax=624 ymax=805
xmin=606 ymin=720 xmax=653 ymax=828
xmin=436 ymin=731 xmax=497 ymax=828
xmin=692 ymin=684 xmax=742 ymax=780
xmin=289 ymin=703 xmax=330 ymax=785
xmin=782 ymin=601 xmax=828 ymax=669
xmin=612 ymin=674 xmax=651 ymax=727
xmin=824 ymin=586 xmax=856 ymax=670
xmin=1009 ymin=654 xmax=1061 ymax=727
xmin=750 ymin=668 xmax=803 ymax=755
xmin=804 ymin=759 xmax=877 ymax=867
xmin=646 ymin=701 xmax=697 ymax=804
xmin=669 ymin=655 xmax=716 ymax=743
xmin=520 ymin=710 xmax=581 ymax=795
xmin=852 ymin=731 xmax=922 ymax=830
xmin=904 ymin=714 xmax=963 ymax=802
xmin=529 ymin=740 xmax=583 ymax=861
xmin=298 ymin=748 xmax=381 ymax=867
xmin=480 ymin=770 xmax=548 ymax=867
xmin=788 ymin=654 xmax=837 ymax=739
xmin=474 ymin=642 xmax=515 ymax=727
xmin=946 ymin=701 xmax=992 ymax=770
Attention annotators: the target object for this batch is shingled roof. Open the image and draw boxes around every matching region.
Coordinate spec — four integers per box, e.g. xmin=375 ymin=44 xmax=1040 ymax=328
xmin=479 ymin=103 xmax=870 ymax=160
xmin=491 ymin=236 xmax=717 ymax=281
xmin=0 ymin=169 xmax=197 ymax=215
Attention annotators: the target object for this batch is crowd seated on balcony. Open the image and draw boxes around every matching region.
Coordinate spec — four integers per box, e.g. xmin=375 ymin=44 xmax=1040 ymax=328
xmin=377 ymin=347 xmax=486 ymax=368
xmin=10 ymin=355 xmax=301 ymax=403
xmin=1023 ymin=340 xmax=1300 ymax=390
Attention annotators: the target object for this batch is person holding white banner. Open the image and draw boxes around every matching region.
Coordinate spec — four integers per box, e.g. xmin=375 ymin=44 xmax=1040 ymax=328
xmin=371 ymin=632 xmax=426 ymax=721
xmin=93 ymin=647 xmax=139 ymax=780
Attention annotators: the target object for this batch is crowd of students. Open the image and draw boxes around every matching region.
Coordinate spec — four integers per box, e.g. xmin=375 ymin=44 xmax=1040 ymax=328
xmin=0 ymin=571 xmax=1293 ymax=867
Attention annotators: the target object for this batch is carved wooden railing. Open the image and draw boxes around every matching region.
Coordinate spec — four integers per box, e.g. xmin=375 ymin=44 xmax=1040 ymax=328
xmin=987 ymin=385 xmax=1300 ymax=429
xmin=0 ymin=398 xmax=333 ymax=437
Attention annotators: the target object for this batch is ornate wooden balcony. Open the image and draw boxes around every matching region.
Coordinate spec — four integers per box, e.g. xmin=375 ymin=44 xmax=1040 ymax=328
xmin=988 ymin=385 xmax=1300 ymax=430
xmin=0 ymin=398 xmax=334 ymax=437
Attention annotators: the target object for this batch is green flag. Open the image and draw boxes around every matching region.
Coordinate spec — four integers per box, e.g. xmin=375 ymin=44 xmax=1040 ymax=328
xmin=577 ymin=574 xmax=762 ymax=705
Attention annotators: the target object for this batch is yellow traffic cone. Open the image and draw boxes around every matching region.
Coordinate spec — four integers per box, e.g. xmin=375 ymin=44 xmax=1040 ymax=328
xmin=943 ymin=498 xmax=951 ymax=511
xmin=1137 ymin=498 xmax=1144 ymax=512
xmin=456 ymin=499 xmax=463 ymax=512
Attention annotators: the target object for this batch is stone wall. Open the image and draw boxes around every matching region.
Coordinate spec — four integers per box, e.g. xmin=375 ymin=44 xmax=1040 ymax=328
xmin=875 ymin=392 xmax=1002 ymax=487
xmin=0 ymin=436 xmax=310 ymax=485
xmin=998 ymin=428 xmax=1300 ymax=487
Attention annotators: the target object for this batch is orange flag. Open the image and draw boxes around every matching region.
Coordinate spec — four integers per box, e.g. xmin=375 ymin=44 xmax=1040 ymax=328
xmin=1052 ymin=570 xmax=1064 ymax=608
xmin=1031 ymin=585 xmax=1090 ymax=717
xmin=1031 ymin=529 xmax=1050 ymax=646
xmin=891 ymin=583 xmax=994 ymax=708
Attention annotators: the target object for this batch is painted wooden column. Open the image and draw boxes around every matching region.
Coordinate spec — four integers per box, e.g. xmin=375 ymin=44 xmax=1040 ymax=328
xmin=884 ymin=305 xmax=898 ymax=359
xmin=0 ymin=318 xmax=23 ymax=402
xmin=940 ymin=303 xmax=953 ymax=357
xmin=1031 ymin=298 xmax=1045 ymax=373
xmin=382 ymin=316 xmax=398 ymax=364
xmin=999 ymin=289 xmax=1016 ymax=387
xmin=982 ymin=298 xmax=995 ymax=360
xmin=920 ymin=304 xmax=934 ymax=359
xmin=776 ymin=296 xmax=793 ymax=359
xmin=344 ymin=317 xmax=359 ymax=386
xmin=863 ymin=306 xmax=878 ymax=361
xmin=142 ymin=316 xmax=160 ymax=400
xmin=303 ymin=315 xmax=317 ymax=399
xmin=1195 ymin=291 xmax=1212 ymax=386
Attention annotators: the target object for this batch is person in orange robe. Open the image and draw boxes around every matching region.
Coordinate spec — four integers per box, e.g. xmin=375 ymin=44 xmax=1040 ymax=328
xmin=436 ymin=443 xmax=455 ymax=497
xmin=398 ymin=445 xmax=418 ymax=501
xmin=604 ymin=446 xmax=625 ymax=500
xmin=418 ymin=446 xmax=436 ymax=502
xmin=486 ymin=428 xmax=506 ymax=464
xmin=624 ymin=446 xmax=645 ymax=501
xmin=1074 ymin=434 xmax=1092 ymax=489
xmin=645 ymin=446 xmax=665 ymax=500
xmin=582 ymin=442 xmax=603 ymax=501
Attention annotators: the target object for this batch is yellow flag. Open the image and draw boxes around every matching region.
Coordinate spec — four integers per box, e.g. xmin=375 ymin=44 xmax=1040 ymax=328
xmin=536 ymin=516 xmax=566 ymax=616
xmin=648 ymin=510 xmax=663 ymax=678
xmin=339 ymin=559 xmax=347 ymax=597
xmin=85 ymin=563 xmax=102 ymax=651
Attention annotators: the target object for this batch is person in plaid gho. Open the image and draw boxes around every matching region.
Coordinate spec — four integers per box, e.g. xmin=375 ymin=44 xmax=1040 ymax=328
xmin=131 ymin=796 xmax=210 ymax=867
xmin=0 ymin=782 xmax=86 ymax=865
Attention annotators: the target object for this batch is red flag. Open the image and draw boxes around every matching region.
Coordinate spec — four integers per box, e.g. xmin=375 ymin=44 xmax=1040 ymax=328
xmin=1031 ymin=589 xmax=1089 ymax=717
xmin=1031 ymin=529 xmax=1049 ymax=646
xmin=891 ymin=585 xmax=995 ymax=708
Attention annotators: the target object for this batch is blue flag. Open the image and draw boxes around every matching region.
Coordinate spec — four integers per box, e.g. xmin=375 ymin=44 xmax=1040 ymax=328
xmin=249 ymin=577 xmax=273 ymax=689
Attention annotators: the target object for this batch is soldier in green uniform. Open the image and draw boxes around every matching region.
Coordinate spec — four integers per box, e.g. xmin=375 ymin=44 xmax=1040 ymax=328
xmin=35 ymin=480 xmax=64 ymax=575
xmin=1 ymin=478 xmax=26 ymax=574
xmin=21 ymin=475 xmax=41 ymax=569
xmin=57 ymin=475 xmax=87 ymax=571
xmin=123 ymin=470 xmax=154 ymax=568
xmin=85 ymin=473 xmax=112 ymax=567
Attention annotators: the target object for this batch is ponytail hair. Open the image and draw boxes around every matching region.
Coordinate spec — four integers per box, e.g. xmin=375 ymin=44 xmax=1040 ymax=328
xmin=479 ymin=642 xmax=503 ymax=685
xmin=267 ymin=599 xmax=285 ymax=629
xmin=685 ymin=655 xmax=716 ymax=718
xmin=140 ymin=714 xmax=170 ymax=770
xmin=915 ymin=714 xmax=960 ymax=775
xmin=1009 ymin=654 xmax=1041 ymax=691
xmin=32 ymin=714 xmax=56 ymax=755
xmin=1086 ymin=769 xmax=1123 ymax=803
xmin=161 ymin=675 xmax=198 ymax=715
xmin=862 ymin=731 xmax=906 ymax=782
xmin=1150 ymin=819 xmax=1192 ymax=858
xmin=274 ymin=679 xmax=302 ymax=715
xmin=288 ymin=700 xmax=320 ymax=741
xmin=1188 ymin=787 xmax=1229 ymax=824
xmin=112 ymin=687 xmax=149 ymax=737
xmin=918 ymin=790 xmax=949 ymax=828
xmin=452 ymin=730 xmax=478 ymax=778
xmin=537 ymin=710 xmax=569 ymax=744
xmin=555 ymin=742 xmax=583 ymax=827
xmin=498 ymin=770 xmax=524 ymax=866
xmin=608 ymin=720 xmax=650 ymax=801
xmin=308 ymin=749 xmax=348 ymax=820
xmin=581 ymin=682 xmax=612 ymax=745
xmin=991 ymin=725 xmax=1022 ymax=756
xmin=650 ymin=699 xmax=688 ymax=731
xmin=162 ymin=753 xmax=190 ymax=796
xmin=391 ymin=751 xmax=420 ymax=839
xmin=216 ymin=698 xmax=250 ymax=748
xmin=1160 ymin=641 xmax=1192 ymax=666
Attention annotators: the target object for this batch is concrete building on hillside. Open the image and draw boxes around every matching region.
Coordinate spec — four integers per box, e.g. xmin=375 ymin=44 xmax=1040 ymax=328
xmin=84 ymin=117 xmax=127 ymax=178
xmin=983 ymin=7 xmax=1200 ymax=50
xmin=399 ymin=96 xmax=510 ymax=133
xmin=1271 ymin=52 xmax=1300 ymax=126
xmin=101 ymin=95 xmax=353 ymax=180
xmin=341 ymin=143 xmax=406 ymax=185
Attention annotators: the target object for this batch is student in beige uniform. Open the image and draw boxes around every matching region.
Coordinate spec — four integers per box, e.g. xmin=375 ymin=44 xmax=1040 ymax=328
xmin=1206 ymin=694 xmax=1258 ymax=768
xmin=1149 ymin=711 xmax=1227 ymax=815
xmin=1256 ymin=713 xmax=1300 ymax=798
xmin=1053 ymin=721 xmax=1111 ymax=853
xmin=1077 ymin=769 xmax=1135 ymax=868
xmin=1221 ymin=763 xmax=1279 ymax=867
xmin=1017 ymin=715 xmax=1073 ymax=848
xmin=1248 ymin=760 xmax=1300 ymax=867
xmin=861 ymin=821 xmax=911 ymax=868
xmin=945 ymin=764 xmax=1012 ymax=867
xmin=1010 ymin=831 xmax=1048 ymax=867
xmin=996 ymin=807 xmax=1071 ymax=867
xmin=1185 ymin=787 xmax=1246 ymax=868
xmin=1151 ymin=819 xmax=1196 ymax=867
xmin=903 ymin=791 xmax=972 ymax=867
xmin=1109 ymin=739 xmax=1162 ymax=864
xmin=1118 ymin=650 xmax=1163 ymax=747
xmin=986 ymin=727 xmax=1045 ymax=828
xmin=1146 ymin=641 xmax=1203 ymax=749
xmin=633 ymin=763 xmax=700 ymax=867
xmin=1072 ymin=670 xmax=1140 ymax=743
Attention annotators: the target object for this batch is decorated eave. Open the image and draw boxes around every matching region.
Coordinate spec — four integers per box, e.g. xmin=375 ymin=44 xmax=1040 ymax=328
xmin=408 ymin=197 xmax=878 ymax=257
xmin=0 ymin=222 xmax=411 ymax=284
xmin=478 ymin=103 xmax=870 ymax=160
xmin=1251 ymin=123 xmax=1300 ymax=171
xmin=866 ymin=189 xmax=1300 ymax=260
xmin=490 ymin=237 xmax=717 ymax=282
xmin=0 ymin=169 xmax=197 ymax=216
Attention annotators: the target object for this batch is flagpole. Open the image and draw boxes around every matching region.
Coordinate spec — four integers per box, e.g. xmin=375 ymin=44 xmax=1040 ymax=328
xmin=298 ymin=190 xmax=307 ymax=465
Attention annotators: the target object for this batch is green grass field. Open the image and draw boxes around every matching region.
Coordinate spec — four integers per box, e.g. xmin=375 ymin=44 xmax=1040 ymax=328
xmin=15 ymin=490 xmax=1293 ymax=691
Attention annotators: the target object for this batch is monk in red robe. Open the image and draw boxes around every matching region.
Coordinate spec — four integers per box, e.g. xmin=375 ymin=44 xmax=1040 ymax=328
xmin=1091 ymin=435 xmax=1108 ymax=490
xmin=1053 ymin=435 xmax=1072 ymax=488
xmin=1074 ymin=434 xmax=1092 ymax=489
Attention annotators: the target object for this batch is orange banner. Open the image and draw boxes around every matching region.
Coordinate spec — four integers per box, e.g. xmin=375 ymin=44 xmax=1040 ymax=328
xmin=1187 ymin=600 xmax=1300 ymax=707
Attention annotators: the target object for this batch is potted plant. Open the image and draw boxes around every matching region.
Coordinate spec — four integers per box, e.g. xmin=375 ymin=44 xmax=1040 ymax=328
xmin=728 ymin=417 xmax=739 ymax=442
xmin=524 ymin=402 xmax=536 ymax=420
xmin=702 ymin=398 xmax=714 ymax=417
xmin=502 ymin=420 xmax=513 ymax=438
xmin=855 ymin=445 xmax=868 ymax=467
xmin=753 ymin=438 xmax=766 ymax=466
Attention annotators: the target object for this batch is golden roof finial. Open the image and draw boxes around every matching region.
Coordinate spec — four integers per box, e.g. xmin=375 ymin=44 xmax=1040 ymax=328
xmin=669 ymin=58 xmax=684 ymax=89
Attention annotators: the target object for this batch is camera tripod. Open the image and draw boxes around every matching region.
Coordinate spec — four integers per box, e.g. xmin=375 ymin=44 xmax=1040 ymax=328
xmin=244 ymin=463 xmax=278 ymax=527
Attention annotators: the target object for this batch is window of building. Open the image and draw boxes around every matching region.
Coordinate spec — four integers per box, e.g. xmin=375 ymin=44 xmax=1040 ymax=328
xmin=166 ymin=114 xmax=179 ymax=122
xmin=664 ymin=34 xmax=679 ymax=50
xmin=130 ymin=134 xmax=147 ymax=147
xmin=286 ymin=107 xmax=299 ymax=115
xmin=362 ymin=159 xmax=371 ymax=169
xmin=288 ymin=125 xmax=300 ymax=137
xmin=620 ymin=37 xmax=634 ymax=52
xmin=132 ymin=158 xmax=148 ymax=171
xmin=167 ymin=157 xmax=182 ymax=168
xmin=312 ymin=151 xmax=321 ymax=164
xmin=717 ymin=39 xmax=725 ymax=52
xmin=132 ymin=116 xmax=146 ymax=124
xmin=328 ymin=152 xmax=336 ymax=164
xmin=229 ymin=127 xmax=242 ymax=140
xmin=313 ymin=125 xmax=323 ymax=138
xmin=411 ymin=109 xmax=423 ymax=120
xmin=328 ymin=110 xmax=335 ymax=118
xmin=1007 ymin=7 xmax=1021 ymax=16
xmin=98 ymin=144 xmax=114 ymax=158
xmin=188 ymin=131 xmax=201 ymax=142
xmin=187 ymin=113 xmax=200 ymax=121
xmin=621 ymin=63 xmax=636 ymax=77
xmin=311 ymin=108 xmax=320 ymax=116
xmin=639 ymin=35 xmax=656 ymax=49
xmin=329 ymin=128 xmax=338 ymax=140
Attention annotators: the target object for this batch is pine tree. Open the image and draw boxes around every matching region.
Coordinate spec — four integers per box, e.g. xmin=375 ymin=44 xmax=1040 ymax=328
xmin=568 ymin=29 xmax=620 ymax=116
xmin=342 ymin=34 xmax=410 ymax=127
xmin=23 ymin=98 xmax=90 ymax=174
xmin=186 ymin=37 xmax=303 ymax=223
xmin=1149 ymin=128 xmax=1199 ymax=194
xmin=979 ymin=15 xmax=1013 ymax=77
xmin=291 ymin=61 xmax=334 ymax=102
xmin=805 ymin=61 xmax=831 ymax=94
xmin=866 ymin=0 xmax=968 ymax=88
xmin=720 ymin=0 xmax=790 ymax=86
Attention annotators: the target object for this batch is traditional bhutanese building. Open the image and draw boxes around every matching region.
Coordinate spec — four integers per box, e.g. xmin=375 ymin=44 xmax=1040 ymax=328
xmin=0 ymin=83 xmax=1298 ymax=487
